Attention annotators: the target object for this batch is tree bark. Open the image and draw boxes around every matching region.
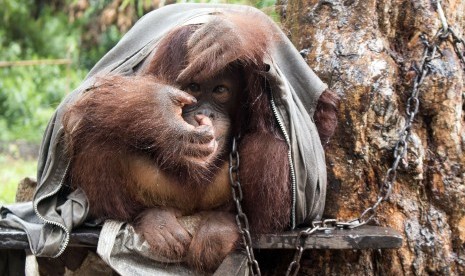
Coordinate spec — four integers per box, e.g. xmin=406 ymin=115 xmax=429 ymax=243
xmin=277 ymin=0 xmax=465 ymax=274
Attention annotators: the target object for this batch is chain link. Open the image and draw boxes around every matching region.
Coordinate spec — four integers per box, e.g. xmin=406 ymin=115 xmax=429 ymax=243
xmin=284 ymin=1 xmax=465 ymax=274
xmin=229 ymin=136 xmax=261 ymax=276
xmin=450 ymin=29 xmax=465 ymax=67
xmin=285 ymin=226 xmax=320 ymax=276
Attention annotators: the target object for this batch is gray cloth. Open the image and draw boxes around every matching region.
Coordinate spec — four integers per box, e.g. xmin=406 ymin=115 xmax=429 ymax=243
xmin=97 ymin=220 xmax=203 ymax=275
xmin=0 ymin=3 xmax=327 ymax=274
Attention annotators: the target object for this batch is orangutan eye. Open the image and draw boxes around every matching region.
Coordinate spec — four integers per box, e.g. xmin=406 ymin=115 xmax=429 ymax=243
xmin=187 ymin=83 xmax=200 ymax=92
xmin=214 ymin=86 xmax=229 ymax=94
xmin=213 ymin=85 xmax=231 ymax=103
xmin=185 ymin=83 xmax=202 ymax=98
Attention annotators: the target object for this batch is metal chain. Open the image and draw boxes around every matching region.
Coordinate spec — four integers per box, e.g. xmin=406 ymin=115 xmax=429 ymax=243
xmin=228 ymin=1 xmax=465 ymax=275
xmin=450 ymin=29 xmax=465 ymax=67
xmin=229 ymin=136 xmax=261 ymax=276
xmin=284 ymin=1 xmax=465 ymax=274
xmin=436 ymin=0 xmax=465 ymax=68
xmin=285 ymin=222 xmax=323 ymax=276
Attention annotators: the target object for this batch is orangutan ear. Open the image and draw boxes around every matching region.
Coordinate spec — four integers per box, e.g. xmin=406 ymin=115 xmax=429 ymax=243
xmin=314 ymin=89 xmax=340 ymax=146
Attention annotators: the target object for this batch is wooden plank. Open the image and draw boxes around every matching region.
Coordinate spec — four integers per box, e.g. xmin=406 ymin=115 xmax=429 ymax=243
xmin=0 ymin=225 xmax=401 ymax=276
xmin=0 ymin=226 xmax=402 ymax=250
xmin=213 ymin=252 xmax=248 ymax=276
xmin=0 ymin=227 xmax=29 ymax=250
xmin=0 ymin=227 xmax=100 ymax=250
xmin=254 ymin=226 xmax=403 ymax=249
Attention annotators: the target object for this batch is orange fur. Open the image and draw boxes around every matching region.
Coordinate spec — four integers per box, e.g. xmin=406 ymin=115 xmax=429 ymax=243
xmin=63 ymin=12 xmax=338 ymax=272
xmin=129 ymin=156 xmax=231 ymax=213
xmin=176 ymin=12 xmax=274 ymax=83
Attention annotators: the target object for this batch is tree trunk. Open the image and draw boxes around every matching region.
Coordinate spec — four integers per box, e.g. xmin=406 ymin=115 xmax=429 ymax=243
xmin=277 ymin=0 xmax=465 ymax=274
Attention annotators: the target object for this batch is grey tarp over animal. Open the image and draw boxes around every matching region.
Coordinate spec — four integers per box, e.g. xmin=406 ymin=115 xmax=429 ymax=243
xmin=0 ymin=3 xmax=328 ymax=274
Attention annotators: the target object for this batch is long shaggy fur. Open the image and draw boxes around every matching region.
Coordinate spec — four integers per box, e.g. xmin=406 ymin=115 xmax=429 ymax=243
xmin=145 ymin=25 xmax=196 ymax=82
xmin=146 ymin=21 xmax=290 ymax=233
xmin=237 ymin=66 xmax=292 ymax=233
xmin=63 ymin=13 xmax=338 ymax=243
xmin=63 ymin=76 xmax=223 ymax=220
xmin=62 ymin=76 xmax=165 ymax=220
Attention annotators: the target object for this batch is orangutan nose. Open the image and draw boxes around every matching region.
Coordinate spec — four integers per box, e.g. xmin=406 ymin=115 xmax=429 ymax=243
xmin=195 ymin=109 xmax=215 ymax=120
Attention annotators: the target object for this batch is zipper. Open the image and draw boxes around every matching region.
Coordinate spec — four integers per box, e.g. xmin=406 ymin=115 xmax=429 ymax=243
xmin=270 ymin=94 xmax=297 ymax=229
xmin=33 ymin=160 xmax=71 ymax=257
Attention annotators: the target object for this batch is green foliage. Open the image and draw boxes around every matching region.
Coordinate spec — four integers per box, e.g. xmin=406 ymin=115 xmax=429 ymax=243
xmin=79 ymin=24 xmax=123 ymax=70
xmin=74 ymin=2 xmax=124 ymax=70
xmin=0 ymin=155 xmax=37 ymax=204
xmin=0 ymin=0 xmax=87 ymax=142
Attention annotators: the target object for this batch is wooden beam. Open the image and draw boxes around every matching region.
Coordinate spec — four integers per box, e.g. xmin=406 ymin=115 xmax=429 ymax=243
xmin=0 ymin=225 xmax=402 ymax=250
xmin=0 ymin=227 xmax=100 ymax=250
xmin=213 ymin=252 xmax=248 ymax=276
xmin=255 ymin=226 xmax=403 ymax=250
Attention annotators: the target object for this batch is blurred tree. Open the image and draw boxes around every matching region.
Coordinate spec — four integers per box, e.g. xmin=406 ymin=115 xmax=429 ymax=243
xmin=0 ymin=0 xmax=85 ymax=142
